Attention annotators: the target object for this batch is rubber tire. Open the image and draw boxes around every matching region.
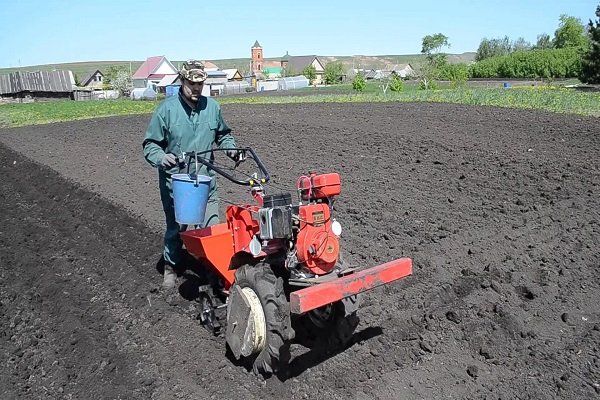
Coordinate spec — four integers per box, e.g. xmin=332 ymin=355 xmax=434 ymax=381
xmin=299 ymin=294 xmax=361 ymax=347
xmin=232 ymin=262 xmax=295 ymax=377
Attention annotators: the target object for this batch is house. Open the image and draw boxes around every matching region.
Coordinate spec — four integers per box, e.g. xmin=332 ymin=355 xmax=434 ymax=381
xmin=0 ymin=70 xmax=75 ymax=102
xmin=364 ymin=70 xmax=394 ymax=80
xmin=383 ymin=64 xmax=415 ymax=78
xmin=250 ymin=41 xmax=325 ymax=84
xmin=156 ymin=74 xmax=179 ymax=94
xmin=132 ymin=56 xmax=178 ymax=89
xmin=222 ymin=68 xmax=243 ymax=81
xmin=79 ymin=69 xmax=104 ymax=88
xmin=154 ymin=69 xmax=229 ymax=97
xmin=202 ymin=61 xmax=219 ymax=71
xmin=282 ymin=55 xmax=325 ymax=84
xmin=205 ymin=70 xmax=228 ymax=96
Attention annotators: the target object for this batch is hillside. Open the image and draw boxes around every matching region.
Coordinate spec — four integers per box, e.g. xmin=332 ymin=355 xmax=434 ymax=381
xmin=0 ymin=53 xmax=477 ymax=77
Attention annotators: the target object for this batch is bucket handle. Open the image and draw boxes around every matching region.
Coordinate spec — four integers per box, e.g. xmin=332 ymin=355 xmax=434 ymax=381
xmin=194 ymin=151 xmax=200 ymax=187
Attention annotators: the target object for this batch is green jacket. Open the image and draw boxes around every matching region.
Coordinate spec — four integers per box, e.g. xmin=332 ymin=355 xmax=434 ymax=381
xmin=143 ymin=91 xmax=236 ymax=195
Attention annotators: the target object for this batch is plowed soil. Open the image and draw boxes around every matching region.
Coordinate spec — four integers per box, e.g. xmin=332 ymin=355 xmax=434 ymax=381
xmin=1 ymin=102 xmax=599 ymax=400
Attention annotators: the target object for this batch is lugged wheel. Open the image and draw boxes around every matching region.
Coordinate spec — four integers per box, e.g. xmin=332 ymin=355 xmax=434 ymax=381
xmin=299 ymin=294 xmax=361 ymax=347
xmin=226 ymin=262 xmax=295 ymax=376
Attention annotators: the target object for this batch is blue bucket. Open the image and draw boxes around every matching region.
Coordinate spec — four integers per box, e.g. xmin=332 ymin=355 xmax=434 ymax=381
xmin=504 ymin=82 xmax=511 ymax=88
xmin=172 ymin=174 xmax=212 ymax=225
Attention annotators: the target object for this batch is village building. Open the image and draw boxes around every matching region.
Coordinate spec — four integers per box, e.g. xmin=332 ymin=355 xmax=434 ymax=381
xmin=0 ymin=70 xmax=75 ymax=102
xmin=79 ymin=69 xmax=105 ymax=88
xmin=251 ymin=41 xmax=324 ymax=85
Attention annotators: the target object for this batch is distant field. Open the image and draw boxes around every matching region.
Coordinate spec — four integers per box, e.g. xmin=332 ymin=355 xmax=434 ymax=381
xmin=1 ymin=83 xmax=598 ymax=128
xmin=0 ymin=53 xmax=477 ymax=77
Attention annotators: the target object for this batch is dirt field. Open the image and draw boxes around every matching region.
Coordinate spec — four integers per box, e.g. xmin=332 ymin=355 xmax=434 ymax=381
xmin=1 ymin=102 xmax=599 ymax=399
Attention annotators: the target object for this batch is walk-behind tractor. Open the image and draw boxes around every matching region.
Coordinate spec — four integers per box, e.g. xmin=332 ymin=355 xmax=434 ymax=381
xmin=172 ymin=147 xmax=413 ymax=377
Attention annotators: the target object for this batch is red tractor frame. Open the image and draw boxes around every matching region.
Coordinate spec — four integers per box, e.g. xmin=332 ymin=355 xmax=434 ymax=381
xmin=176 ymin=147 xmax=413 ymax=376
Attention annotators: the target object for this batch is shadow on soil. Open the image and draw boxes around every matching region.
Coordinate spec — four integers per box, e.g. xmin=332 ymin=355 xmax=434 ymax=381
xmin=280 ymin=326 xmax=383 ymax=381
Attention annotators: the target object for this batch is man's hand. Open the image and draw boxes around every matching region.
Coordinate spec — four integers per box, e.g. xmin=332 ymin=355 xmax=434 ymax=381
xmin=225 ymin=149 xmax=246 ymax=162
xmin=161 ymin=153 xmax=178 ymax=169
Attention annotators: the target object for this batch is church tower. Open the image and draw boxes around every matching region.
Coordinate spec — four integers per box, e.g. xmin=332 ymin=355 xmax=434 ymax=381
xmin=251 ymin=40 xmax=263 ymax=73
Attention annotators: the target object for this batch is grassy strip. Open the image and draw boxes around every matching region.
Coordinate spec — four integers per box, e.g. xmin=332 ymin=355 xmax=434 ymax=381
xmin=0 ymin=86 xmax=598 ymax=128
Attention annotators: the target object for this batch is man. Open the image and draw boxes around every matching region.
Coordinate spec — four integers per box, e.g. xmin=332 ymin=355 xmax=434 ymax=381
xmin=142 ymin=60 xmax=240 ymax=289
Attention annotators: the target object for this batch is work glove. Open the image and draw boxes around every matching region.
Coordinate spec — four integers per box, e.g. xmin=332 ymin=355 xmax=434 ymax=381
xmin=161 ymin=153 xmax=178 ymax=169
xmin=225 ymin=149 xmax=246 ymax=163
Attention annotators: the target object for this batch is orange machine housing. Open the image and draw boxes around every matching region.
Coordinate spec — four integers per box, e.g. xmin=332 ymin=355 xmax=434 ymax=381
xmin=296 ymin=203 xmax=339 ymax=275
xmin=180 ymin=205 xmax=260 ymax=290
xmin=299 ymin=173 xmax=341 ymax=200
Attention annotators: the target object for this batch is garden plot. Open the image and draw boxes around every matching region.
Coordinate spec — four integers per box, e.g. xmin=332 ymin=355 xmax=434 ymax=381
xmin=0 ymin=102 xmax=599 ymax=399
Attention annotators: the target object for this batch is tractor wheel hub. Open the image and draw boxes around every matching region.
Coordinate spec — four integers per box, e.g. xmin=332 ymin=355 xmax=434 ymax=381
xmin=226 ymin=285 xmax=266 ymax=359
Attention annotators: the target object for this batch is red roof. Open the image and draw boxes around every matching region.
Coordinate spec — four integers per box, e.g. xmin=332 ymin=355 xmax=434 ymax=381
xmin=148 ymin=74 xmax=167 ymax=79
xmin=132 ymin=56 xmax=166 ymax=79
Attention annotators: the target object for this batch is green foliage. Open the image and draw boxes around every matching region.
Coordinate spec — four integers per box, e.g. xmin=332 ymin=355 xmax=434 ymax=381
xmin=389 ymin=75 xmax=404 ymax=92
xmin=417 ymin=33 xmax=451 ymax=90
xmin=111 ymin=70 xmax=134 ymax=96
xmin=73 ymin=73 xmax=81 ymax=86
xmin=104 ymin=65 xmax=129 ymax=85
xmin=476 ymin=36 xmax=514 ymax=61
xmin=440 ymin=63 xmax=469 ymax=88
xmin=536 ymin=33 xmax=553 ymax=50
xmin=554 ymin=14 xmax=589 ymax=49
xmin=421 ymin=33 xmax=450 ymax=67
xmin=580 ymin=5 xmax=600 ymax=84
xmin=470 ymin=48 xmax=582 ymax=79
xmin=419 ymin=79 xmax=438 ymax=90
xmin=513 ymin=37 xmax=533 ymax=52
xmin=302 ymin=65 xmax=317 ymax=85
xmin=282 ymin=67 xmax=297 ymax=77
xmin=352 ymin=73 xmax=366 ymax=91
xmin=323 ymin=61 xmax=345 ymax=84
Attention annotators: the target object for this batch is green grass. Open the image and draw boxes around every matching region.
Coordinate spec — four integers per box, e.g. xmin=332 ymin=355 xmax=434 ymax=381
xmin=0 ymin=85 xmax=598 ymax=128
xmin=0 ymin=100 xmax=157 ymax=128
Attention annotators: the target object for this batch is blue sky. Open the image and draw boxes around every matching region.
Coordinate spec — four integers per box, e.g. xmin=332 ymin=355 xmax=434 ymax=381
xmin=1 ymin=0 xmax=598 ymax=68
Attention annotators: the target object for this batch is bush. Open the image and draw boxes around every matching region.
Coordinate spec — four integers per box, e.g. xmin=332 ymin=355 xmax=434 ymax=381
xmin=419 ymin=79 xmax=438 ymax=90
xmin=352 ymin=73 xmax=366 ymax=91
xmin=469 ymin=48 xmax=582 ymax=78
xmin=389 ymin=75 xmax=404 ymax=92
xmin=440 ymin=63 xmax=469 ymax=88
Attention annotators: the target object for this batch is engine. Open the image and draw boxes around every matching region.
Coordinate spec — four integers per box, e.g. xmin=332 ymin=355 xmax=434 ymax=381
xmin=257 ymin=173 xmax=342 ymax=276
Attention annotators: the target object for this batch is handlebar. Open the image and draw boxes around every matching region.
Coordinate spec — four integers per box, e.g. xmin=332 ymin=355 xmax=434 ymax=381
xmin=178 ymin=147 xmax=270 ymax=186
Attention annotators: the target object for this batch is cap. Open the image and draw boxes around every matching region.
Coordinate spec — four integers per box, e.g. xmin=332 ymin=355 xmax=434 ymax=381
xmin=180 ymin=59 xmax=207 ymax=83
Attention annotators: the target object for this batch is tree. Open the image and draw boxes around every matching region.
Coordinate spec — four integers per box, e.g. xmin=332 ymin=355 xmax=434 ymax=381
xmin=302 ymin=65 xmax=317 ymax=85
xmin=535 ymin=33 xmax=553 ymax=50
xmin=111 ymin=70 xmax=133 ymax=96
xmin=419 ymin=33 xmax=450 ymax=89
xmin=421 ymin=33 xmax=450 ymax=67
xmin=553 ymin=14 xmax=588 ymax=49
xmin=513 ymin=37 xmax=532 ymax=52
xmin=580 ymin=5 xmax=600 ymax=83
xmin=104 ymin=65 xmax=129 ymax=84
xmin=475 ymin=36 xmax=513 ymax=61
xmin=282 ymin=67 xmax=297 ymax=77
xmin=323 ymin=61 xmax=345 ymax=84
